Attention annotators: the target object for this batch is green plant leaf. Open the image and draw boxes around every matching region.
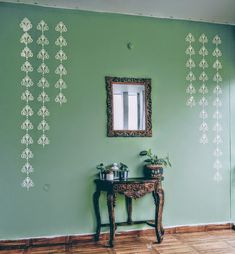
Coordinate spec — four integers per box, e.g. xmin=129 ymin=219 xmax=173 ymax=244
xmin=140 ymin=149 xmax=172 ymax=168
xmin=139 ymin=150 xmax=147 ymax=156
xmin=147 ymin=149 xmax=152 ymax=157
xmin=166 ymin=156 xmax=172 ymax=167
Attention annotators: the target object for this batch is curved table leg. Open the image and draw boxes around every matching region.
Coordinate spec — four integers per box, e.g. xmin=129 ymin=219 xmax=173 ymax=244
xmin=125 ymin=196 xmax=133 ymax=224
xmin=152 ymin=186 xmax=165 ymax=243
xmin=113 ymin=194 xmax=117 ymax=230
xmin=93 ymin=190 xmax=101 ymax=241
xmin=107 ymin=192 xmax=115 ymax=247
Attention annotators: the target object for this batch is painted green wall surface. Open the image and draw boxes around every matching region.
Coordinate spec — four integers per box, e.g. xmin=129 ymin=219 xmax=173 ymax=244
xmin=229 ymin=27 xmax=235 ymax=224
xmin=0 ymin=2 xmax=235 ymax=240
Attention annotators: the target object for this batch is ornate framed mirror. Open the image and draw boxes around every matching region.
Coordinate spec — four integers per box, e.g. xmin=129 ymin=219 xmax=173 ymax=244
xmin=105 ymin=76 xmax=152 ymax=137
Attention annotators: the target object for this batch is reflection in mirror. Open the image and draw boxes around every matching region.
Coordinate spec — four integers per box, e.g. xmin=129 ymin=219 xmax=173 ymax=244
xmin=106 ymin=77 xmax=152 ymax=137
xmin=113 ymin=84 xmax=145 ymax=131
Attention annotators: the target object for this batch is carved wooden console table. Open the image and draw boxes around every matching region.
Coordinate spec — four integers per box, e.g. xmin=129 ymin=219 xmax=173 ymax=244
xmin=93 ymin=176 xmax=164 ymax=247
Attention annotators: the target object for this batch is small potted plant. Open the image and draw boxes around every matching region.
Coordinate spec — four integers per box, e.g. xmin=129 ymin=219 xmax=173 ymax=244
xmin=96 ymin=163 xmax=114 ymax=181
xmin=110 ymin=163 xmax=119 ymax=179
xmin=119 ymin=162 xmax=129 ymax=180
xmin=104 ymin=168 xmax=114 ymax=181
xmin=96 ymin=163 xmax=106 ymax=180
xmin=139 ymin=149 xmax=171 ymax=178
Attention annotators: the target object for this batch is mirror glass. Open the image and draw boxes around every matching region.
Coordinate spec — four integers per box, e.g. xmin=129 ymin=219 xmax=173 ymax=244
xmin=113 ymin=84 xmax=145 ymax=131
xmin=106 ymin=77 xmax=152 ymax=137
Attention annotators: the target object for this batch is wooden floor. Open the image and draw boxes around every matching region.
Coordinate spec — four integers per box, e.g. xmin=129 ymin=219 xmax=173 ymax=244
xmin=1 ymin=230 xmax=235 ymax=254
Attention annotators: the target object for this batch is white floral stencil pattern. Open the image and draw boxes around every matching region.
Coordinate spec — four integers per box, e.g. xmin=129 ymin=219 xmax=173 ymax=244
xmin=20 ymin=17 xmax=32 ymax=32
xmin=198 ymin=34 xmax=209 ymax=144
xmin=20 ymin=17 xmax=34 ymax=190
xmin=212 ymin=35 xmax=223 ymax=182
xmin=55 ymin=22 xmax=68 ymax=105
xmin=185 ymin=33 xmax=196 ymax=107
xmin=36 ymin=20 xmax=50 ymax=147
xmin=184 ymin=32 xmax=224 ymax=182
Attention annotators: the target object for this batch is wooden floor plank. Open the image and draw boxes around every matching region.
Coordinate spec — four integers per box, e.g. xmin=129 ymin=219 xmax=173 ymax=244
xmin=1 ymin=230 xmax=235 ymax=253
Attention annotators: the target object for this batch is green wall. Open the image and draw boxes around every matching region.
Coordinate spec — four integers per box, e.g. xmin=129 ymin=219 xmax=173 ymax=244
xmin=0 ymin=3 xmax=235 ymax=240
xmin=229 ymin=27 xmax=235 ymax=224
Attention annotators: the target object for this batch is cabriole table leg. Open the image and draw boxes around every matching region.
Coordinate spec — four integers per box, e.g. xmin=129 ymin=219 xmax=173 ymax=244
xmin=152 ymin=186 xmax=165 ymax=243
xmin=93 ymin=190 xmax=101 ymax=241
xmin=107 ymin=192 xmax=115 ymax=247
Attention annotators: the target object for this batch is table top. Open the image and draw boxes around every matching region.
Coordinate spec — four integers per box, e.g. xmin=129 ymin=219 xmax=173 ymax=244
xmin=94 ymin=176 xmax=163 ymax=184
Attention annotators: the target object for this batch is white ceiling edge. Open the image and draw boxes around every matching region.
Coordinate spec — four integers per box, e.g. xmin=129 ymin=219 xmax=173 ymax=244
xmin=1 ymin=0 xmax=235 ymax=26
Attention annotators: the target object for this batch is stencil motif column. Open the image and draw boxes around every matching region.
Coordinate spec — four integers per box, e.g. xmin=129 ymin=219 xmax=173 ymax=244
xmin=36 ymin=20 xmax=50 ymax=147
xmin=55 ymin=22 xmax=68 ymax=105
xmin=198 ymin=34 xmax=209 ymax=144
xmin=20 ymin=18 xmax=34 ymax=190
xmin=212 ymin=35 xmax=223 ymax=182
xmin=185 ymin=33 xmax=196 ymax=107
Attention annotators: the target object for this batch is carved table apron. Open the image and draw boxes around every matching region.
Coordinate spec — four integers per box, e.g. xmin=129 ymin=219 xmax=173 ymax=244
xmin=93 ymin=177 xmax=164 ymax=247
